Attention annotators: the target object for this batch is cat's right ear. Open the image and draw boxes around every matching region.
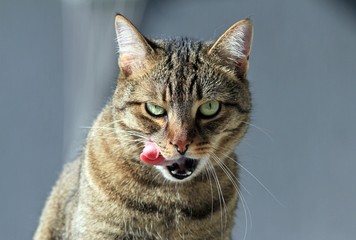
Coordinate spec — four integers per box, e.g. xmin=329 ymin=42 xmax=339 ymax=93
xmin=115 ymin=14 xmax=154 ymax=77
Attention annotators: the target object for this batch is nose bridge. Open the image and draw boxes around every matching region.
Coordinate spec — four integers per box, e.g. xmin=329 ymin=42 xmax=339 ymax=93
xmin=169 ymin=119 xmax=188 ymax=142
xmin=172 ymin=126 xmax=188 ymax=144
xmin=168 ymin=118 xmax=194 ymax=155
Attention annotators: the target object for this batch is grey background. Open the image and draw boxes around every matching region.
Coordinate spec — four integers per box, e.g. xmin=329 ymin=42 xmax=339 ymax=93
xmin=1 ymin=0 xmax=356 ymax=239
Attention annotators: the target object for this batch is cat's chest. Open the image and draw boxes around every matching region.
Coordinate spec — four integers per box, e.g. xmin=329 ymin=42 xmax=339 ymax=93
xmin=74 ymin=171 xmax=236 ymax=239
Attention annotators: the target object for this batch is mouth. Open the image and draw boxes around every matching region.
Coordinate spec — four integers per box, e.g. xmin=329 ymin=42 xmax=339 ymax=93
xmin=166 ymin=158 xmax=198 ymax=180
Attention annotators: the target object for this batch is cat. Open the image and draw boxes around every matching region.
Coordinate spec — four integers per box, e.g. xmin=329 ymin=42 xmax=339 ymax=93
xmin=34 ymin=14 xmax=253 ymax=240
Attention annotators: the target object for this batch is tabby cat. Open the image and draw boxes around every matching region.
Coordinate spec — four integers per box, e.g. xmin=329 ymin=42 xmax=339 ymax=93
xmin=34 ymin=14 xmax=253 ymax=240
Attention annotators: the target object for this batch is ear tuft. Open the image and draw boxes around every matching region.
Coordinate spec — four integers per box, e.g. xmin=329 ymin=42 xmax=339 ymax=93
xmin=115 ymin=15 xmax=153 ymax=77
xmin=208 ymin=19 xmax=253 ymax=77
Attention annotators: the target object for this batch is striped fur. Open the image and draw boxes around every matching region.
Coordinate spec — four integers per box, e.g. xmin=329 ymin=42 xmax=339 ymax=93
xmin=35 ymin=14 xmax=253 ymax=240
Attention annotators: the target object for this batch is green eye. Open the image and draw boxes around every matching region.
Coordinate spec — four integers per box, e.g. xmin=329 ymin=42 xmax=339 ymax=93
xmin=145 ymin=103 xmax=166 ymax=117
xmin=198 ymin=100 xmax=220 ymax=118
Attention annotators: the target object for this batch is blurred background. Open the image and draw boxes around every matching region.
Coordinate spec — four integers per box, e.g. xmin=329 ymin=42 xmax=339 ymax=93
xmin=1 ymin=0 xmax=356 ymax=239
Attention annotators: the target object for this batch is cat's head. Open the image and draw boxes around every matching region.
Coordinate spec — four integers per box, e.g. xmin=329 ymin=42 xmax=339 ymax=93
xmin=112 ymin=14 xmax=253 ymax=182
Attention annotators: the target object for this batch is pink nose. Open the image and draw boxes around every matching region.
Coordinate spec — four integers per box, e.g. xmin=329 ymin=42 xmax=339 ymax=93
xmin=171 ymin=140 xmax=191 ymax=155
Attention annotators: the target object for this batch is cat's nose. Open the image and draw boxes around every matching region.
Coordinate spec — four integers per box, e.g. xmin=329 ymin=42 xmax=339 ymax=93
xmin=171 ymin=140 xmax=191 ymax=155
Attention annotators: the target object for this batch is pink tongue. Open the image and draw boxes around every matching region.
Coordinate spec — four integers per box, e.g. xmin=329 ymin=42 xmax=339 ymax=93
xmin=140 ymin=141 xmax=166 ymax=165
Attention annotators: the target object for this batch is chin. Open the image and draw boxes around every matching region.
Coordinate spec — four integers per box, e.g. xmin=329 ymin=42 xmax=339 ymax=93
xmin=155 ymin=157 xmax=209 ymax=182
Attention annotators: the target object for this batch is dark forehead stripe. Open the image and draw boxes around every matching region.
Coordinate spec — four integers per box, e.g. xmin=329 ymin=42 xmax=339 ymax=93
xmin=188 ymin=42 xmax=202 ymax=96
xmin=162 ymin=39 xmax=204 ymax=104
xmin=172 ymin=40 xmax=188 ymax=102
xmin=165 ymin=42 xmax=174 ymax=70
xmin=162 ymin=43 xmax=174 ymax=102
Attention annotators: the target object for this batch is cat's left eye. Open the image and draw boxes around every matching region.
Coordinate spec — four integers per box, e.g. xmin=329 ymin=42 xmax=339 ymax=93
xmin=145 ymin=103 xmax=166 ymax=117
xmin=198 ymin=100 xmax=220 ymax=118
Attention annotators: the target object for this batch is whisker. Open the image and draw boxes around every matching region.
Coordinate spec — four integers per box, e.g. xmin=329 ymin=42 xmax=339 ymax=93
xmin=238 ymin=185 xmax=251 ymax=240
xmin=239 ymin=121 xmax=274 ymax=143
xmin=210 ymin=153 xmax=252 ymax=240
xmin=204 ymin=168 xmax=215 ymax=221
xmin=220 ymin=152 xmax=285 ymax=207
xmin=81 ymin=125 xmax=148 ymax=140
xmin=211 ymin=154 xmax=239 ymax=192
xmin=210 ymin=147 xmax=251 ymax=195
xmin=81 ymin=118 xmax=149 ymax=140
xmin=207 ymin=160 xmax=227 ymax=239
xmin=111 ymin=141 xmax=145 ymax=156
xmin=93 ymin=134 xmax=146 ymax=144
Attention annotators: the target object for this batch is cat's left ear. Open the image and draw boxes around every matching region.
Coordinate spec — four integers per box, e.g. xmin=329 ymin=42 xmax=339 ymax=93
xmin=208 ymin=19 xmax=253 ymax=78
xmin=115 ymin=14 xmax=154 ymax=77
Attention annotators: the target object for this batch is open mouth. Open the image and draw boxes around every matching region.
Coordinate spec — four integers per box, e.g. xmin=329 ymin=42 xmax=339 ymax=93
xmin=166 ymin=158 xmax=198 ymax=180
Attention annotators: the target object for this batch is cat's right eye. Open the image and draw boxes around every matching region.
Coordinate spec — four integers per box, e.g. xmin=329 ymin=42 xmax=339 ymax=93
xmin=145 ymin=103 xmax=166 ymax=117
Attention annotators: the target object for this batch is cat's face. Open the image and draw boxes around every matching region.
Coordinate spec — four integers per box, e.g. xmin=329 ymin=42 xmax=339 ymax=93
xmin=112 ymin=15 xmax=253 ymax=182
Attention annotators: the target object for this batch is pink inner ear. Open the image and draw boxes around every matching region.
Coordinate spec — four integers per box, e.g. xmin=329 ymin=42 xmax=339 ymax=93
xmin=120 ymin=54 xmax=135 ymax=76
xmin=140 ymin=141 xmax=166 ymax=165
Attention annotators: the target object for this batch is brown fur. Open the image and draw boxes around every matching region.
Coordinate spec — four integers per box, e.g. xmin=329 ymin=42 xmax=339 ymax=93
xmin=34 ymin=15 xmax=253 ymax=240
